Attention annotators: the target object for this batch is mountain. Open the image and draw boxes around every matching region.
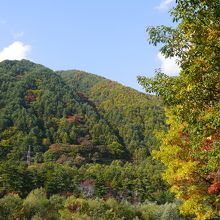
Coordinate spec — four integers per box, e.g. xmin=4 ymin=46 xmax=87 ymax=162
xmin=0 ymin=59 xmax=166 ymax=163
xmin=0 ymin=60 xmax=131 ymax=165
xmin=58 ymin=70 xmax=166 ymax=155
xmin=0 ymin=60 xmax=186 ymax=219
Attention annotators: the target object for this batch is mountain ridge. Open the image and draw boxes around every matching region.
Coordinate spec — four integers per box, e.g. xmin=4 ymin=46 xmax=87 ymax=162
xmin=0 ymin=59 xmax=183 ymax=219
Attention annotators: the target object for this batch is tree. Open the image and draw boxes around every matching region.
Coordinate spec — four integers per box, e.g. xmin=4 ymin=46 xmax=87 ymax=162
xmin=107 ymin=141 xmax=124 ymax=156
xmin=138 ymin=0 xmax=220 ymax=219
xmin=0 ymin=161 xmax=30 ymax=196
xmin=0 ymin=194 xmax=23 ymax=220
xmin=23 ymin=188 xmax=49 ymax=219
xmin=42 ymin=163 xmax=75 ymax=195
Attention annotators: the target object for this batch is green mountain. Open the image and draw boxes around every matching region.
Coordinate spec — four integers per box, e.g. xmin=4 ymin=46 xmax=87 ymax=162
xmin=0 ymin=60 xmax=131 ymax=164
xmin=0 ymin=60 xmax=186 ymax=219
xmin=0 ymin=60 xmax=165 ymax=163
xmin=58 ymin=70 xmax=166 ymax=155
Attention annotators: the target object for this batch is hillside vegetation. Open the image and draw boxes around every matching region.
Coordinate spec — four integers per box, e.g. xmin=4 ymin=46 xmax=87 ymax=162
xmin=0 ymin=60 xmax=187 ymax=219
xmin=0 ymin=0 xmax=218 ymax=219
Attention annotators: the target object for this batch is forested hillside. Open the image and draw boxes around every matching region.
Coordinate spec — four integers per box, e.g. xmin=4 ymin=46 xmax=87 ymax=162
xmin=0 ymin=60 xmax=187 ymax=219
xmin=58 ymin=70 xmax=166 ymax=156
xmin=1 ymin=0 xmax=218 ymax=219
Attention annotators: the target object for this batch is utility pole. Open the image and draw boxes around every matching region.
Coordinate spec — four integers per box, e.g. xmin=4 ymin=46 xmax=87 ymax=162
xmin=27 ymin=145 xmax=31 ymax=166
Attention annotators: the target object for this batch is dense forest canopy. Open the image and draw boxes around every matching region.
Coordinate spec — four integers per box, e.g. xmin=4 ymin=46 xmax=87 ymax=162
xmin=139 ymin=0 xmax=220 ymax=219
xmin=0 ymin=0 xmax=218 ymax=219
xmin=0 ymin=60 xmax=188 ymax=219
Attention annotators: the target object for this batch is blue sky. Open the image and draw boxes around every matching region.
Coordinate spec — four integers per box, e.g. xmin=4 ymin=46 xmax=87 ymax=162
xmin=0 ymin=0 xmax=178 ymax=91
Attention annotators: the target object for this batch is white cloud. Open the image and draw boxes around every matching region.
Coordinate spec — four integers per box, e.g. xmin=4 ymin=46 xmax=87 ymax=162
xmin=0 ymin=41 xmax=31 ymax=62
xmin=157 ymin=52 xmax=180 ymax=76
xmin=156 ymin=0 xmax=174 ymax=10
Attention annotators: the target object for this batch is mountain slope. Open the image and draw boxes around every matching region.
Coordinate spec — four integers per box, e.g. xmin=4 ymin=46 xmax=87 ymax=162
xmin=0 ymin=60 xmax=176 ymax=217
xmin=58 ymin=70 xmax=166 ymax=159
xmin=0 ymin=60 xmax=130 ymax=165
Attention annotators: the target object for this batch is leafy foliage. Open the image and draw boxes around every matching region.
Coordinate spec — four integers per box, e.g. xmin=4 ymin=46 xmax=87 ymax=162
xmin=139 ymin=0 xmax=220 ymax=219
xmin=0 ymin=193 xmax=23 ymax=220
xmin=0 ymin=60 xmax=180 ymax=218
xmin=59 ymin=70 xmax=166 ymax=155
xmin=0 ymin=190 xmax=186 ymax=220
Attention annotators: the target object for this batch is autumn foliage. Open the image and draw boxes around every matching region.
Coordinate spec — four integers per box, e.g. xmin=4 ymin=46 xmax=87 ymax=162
xmin=139 ymin=0 xmax=220 ymax=219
